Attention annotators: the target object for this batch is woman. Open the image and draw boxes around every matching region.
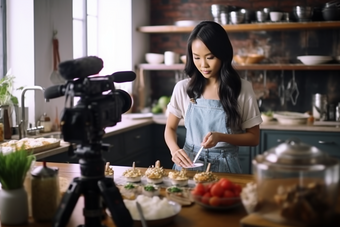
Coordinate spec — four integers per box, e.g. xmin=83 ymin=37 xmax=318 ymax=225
xmin=164 ymin=21 xmax=262 ymax=173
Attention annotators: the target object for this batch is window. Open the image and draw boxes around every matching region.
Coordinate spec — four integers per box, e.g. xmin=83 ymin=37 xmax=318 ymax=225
xmin=0 ymin=0 xmax=6 ymax=78
xmin=72 ymin=0 xmax=98 ymax=59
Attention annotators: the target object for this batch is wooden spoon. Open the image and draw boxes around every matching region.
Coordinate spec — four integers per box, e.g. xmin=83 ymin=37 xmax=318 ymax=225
xmin=50 ymin=31 xmax=65 ymax=84
xmin=206 ymin=163 xmax=211 ymax=172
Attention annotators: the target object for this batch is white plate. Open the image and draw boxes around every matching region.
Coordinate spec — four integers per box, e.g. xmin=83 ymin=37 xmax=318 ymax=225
xmin=184 ymin=163 xmax=204 ymax=168
xmin=273 ymin=111 xmax=309 ymax=125
xmin=297 ymin=55 xmax=333 ymax=65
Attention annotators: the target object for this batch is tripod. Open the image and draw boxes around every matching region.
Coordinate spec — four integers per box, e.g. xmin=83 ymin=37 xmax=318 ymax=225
xmin=53 ymin=144 xmax=133 ymax=227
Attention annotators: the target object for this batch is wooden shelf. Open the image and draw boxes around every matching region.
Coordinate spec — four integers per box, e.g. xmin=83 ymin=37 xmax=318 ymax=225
xmin=137 ymin=63 xmax=340 ymax=71
xmin=137 ymin=21 xmax=340 ymax=33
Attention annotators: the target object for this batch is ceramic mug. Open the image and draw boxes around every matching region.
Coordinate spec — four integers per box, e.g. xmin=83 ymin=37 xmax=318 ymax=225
xmin=164 ymin=51 xmax=179 ymax=65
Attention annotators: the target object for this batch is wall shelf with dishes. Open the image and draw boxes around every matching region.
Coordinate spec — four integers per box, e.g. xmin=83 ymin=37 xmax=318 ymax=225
xmin=136 ymin=63 xmax=340 ymax=71
xmin=136 ymin=21 xmax=340 ymax=33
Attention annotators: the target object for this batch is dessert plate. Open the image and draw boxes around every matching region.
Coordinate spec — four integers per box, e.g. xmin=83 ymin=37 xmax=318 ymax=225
xmin=184 ymin=163 xmax=203 ymax=168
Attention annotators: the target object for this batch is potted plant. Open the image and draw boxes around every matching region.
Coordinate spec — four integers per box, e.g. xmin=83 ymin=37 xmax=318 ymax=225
xmin=0 ymin=148 xmax=35 ymax=225
xmin=0 ymin=74 xmax=23 ymax=139
xmin=0 ymin=74 xmax=22 ymax=106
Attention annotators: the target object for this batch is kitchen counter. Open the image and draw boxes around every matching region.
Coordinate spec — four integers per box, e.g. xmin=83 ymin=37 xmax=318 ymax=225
xmin=2 ymin=162 xmax=339 ymax=227
xmin=33 ymin=114 xmax=340 ymax=160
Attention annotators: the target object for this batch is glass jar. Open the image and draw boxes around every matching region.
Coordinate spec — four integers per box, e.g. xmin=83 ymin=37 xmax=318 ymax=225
xmin=252 ymin=138 xmax=339 ymax=226
xmin=31 ymin=162 xmax=60 ymax=222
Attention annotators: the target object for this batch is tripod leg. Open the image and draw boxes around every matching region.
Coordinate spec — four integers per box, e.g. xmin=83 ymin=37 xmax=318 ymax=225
xmin=53 ymin=177 xmax=82 ymax=227
xmin=98 ymin=178 xmax=133 ymax=227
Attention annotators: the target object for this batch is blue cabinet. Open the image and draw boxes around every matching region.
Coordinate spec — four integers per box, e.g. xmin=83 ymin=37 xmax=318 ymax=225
xmin=260 ymin=130 xmax=340 ymax=159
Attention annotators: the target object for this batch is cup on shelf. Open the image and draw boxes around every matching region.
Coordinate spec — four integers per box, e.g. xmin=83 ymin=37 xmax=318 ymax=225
xmin=164 ymin=51 xmax=179 ymax=65
xmin=270 ymin=12 xmax=283 ymax=22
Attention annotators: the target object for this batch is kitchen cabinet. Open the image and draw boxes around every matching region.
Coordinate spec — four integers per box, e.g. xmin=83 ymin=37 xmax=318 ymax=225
xmin=260 ymin=129 xmax=340 ymax=159
xmin=42 ymin=126 xmax=153 ymax=167
xmin=151 ymin=124 xmax=186 ymax=169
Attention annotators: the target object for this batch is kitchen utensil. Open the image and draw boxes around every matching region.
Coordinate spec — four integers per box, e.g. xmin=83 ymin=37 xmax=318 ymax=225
xmin=193 ymin=146 xmax=204 ymax=163
xmin=230 ymin=11 xmax=245 ymax=24
xmin=136 ymin=202 xmax=148 ymax=227
xmin=269 ymin=12 xmax=283 ymax=22
xmin=278 ymin=70 xmax=285 ymax=106
xmin=256 ymin=10 xmax=268 ymax=22
xmin=312 ymin=93 xmax=328 ymax=120
xmin=287 ymin=70 xmax=299 ymax=105
xmin=293 ymin=6 xmax=313 ymax=22
xmin=322 ymin=7 xmax=340 ymax=21
xmin=252 ymin=138 xmax=340 ymax=226
xmin=50 ymin=31 xmax=65 ymax=85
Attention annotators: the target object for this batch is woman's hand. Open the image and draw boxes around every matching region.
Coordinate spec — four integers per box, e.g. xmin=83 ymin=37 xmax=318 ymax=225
xmin=201 ymin=131 xmax=218 ymax=148
xmin=171 ymin=149 xmax=192 ymax=168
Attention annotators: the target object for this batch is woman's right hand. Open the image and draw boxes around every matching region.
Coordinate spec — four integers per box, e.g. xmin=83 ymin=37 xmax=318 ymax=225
xmin=171 ymin=149 xmax=193 ymax=168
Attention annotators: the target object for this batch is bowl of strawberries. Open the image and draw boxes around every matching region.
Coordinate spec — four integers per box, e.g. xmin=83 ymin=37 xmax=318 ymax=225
xmin=191 ymin=177 xmax=242 ymax=210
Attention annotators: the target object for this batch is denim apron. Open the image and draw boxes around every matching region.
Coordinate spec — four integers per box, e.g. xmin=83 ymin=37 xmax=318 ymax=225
xmin=173 ymin=98 xmax=242 ymax=173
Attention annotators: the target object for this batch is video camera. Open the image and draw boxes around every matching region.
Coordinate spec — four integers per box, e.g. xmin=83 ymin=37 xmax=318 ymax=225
xmin=44 ymin=56 xmax=135 ymax=227
xmin=44 ymin=56 xmax=135 ymax=145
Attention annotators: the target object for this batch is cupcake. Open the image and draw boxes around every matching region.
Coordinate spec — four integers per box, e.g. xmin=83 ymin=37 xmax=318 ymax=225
xmin=122 ymin=162 xmax=142 ymax=183
xmin=144 ymin=160 xmax=165 ymax=184
xmin=168 ymin=168 xmax=189 ymax=186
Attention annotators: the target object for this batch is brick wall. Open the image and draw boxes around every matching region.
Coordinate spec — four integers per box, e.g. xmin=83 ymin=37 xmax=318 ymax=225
xmin=145 ymin=0 xmax=340 ymax=114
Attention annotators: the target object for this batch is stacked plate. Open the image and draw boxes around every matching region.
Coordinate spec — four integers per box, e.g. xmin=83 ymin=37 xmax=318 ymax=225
xmin=297 ymin=55 xmax=333 ymax=65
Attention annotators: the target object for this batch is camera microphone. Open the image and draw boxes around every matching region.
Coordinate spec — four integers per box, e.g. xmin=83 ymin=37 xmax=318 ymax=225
xmin=44 ymin=84 xmax=66 ymax=99
xmin=59 ymin=56 xmax=104 ymax=80
xmin=109 ymin=71 xmax=136 ymax=83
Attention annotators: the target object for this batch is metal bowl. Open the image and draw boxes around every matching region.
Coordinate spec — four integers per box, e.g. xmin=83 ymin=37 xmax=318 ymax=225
xmin=229 ymin=11 xmax=244 ymax=24
xmin=293 ymin=6 xmax=314 ymax=22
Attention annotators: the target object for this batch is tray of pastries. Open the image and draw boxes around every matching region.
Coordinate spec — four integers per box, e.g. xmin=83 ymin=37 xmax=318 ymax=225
xmin=0 ymin=137 xmax=61 ymax=154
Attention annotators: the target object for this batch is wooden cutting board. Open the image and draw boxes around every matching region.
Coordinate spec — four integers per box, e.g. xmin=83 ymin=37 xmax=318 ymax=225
xmin=240 ymin=213 xmax=340 ymax=227
xmin=240 ymin=214 xmax=294 ymax=227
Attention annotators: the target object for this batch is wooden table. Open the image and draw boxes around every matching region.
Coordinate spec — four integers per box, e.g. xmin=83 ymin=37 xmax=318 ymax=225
xmin=1 ymin=162 xmax=252 ymax=227
xmin=2 ymin=162 xmax=339 ymax=227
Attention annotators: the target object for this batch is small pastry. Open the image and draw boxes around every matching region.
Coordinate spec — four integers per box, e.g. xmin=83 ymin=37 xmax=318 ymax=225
xmin=121 ymin=183 xmax=139 ymax=200
xmin=193 ymin=163 xmax=217 ymax=184
xmin=104 ymin=162 xmax=114 ymax=177
xmin=166 ymin=186 xmax=193 ymax=206
xmin=142 ymin=184 xmax=160 ymax=197
xmin=122 ymin=162 xmax=142 ymax=183
xmin=144 ymin=160 xmax=164 ymax=184
xmin=168 ymin=168 xmax=189 ymax=186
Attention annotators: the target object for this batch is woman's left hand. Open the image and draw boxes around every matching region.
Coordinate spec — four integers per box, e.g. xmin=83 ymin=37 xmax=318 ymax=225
xmin=201 ymin=131 xmax=217 ymax=148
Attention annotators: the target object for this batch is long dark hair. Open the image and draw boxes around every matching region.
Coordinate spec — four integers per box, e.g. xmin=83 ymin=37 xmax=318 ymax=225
xmin=185 ymin=21 xmax=242 ymax=129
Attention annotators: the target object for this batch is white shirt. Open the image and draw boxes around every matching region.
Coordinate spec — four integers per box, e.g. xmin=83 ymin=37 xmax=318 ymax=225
xmin=167 ymin=78 xmax=263 ymax=130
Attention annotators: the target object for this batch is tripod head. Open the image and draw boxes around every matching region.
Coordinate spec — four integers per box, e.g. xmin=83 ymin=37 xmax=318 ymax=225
xmin=45 ymin=56 xmax=135 ymax=227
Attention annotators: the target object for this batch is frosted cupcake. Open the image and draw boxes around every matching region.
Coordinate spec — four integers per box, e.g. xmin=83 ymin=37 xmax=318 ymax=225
xmin=144 ymin=160 xmax=165 ymax=184
xmin=122 ymin=162 xmax=142 ymax=183
xmin=168 ymin=168 xmax=189 ymax=186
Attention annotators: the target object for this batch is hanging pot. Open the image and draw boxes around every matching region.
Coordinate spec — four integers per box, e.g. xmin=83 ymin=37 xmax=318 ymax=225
xmin=0 ymin=187 xmax=29 ymax=225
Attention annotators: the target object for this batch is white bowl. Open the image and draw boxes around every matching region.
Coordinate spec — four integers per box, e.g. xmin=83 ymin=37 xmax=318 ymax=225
xmin=270 ymin=12 xmax=283 ymax=22
xmin=273 ymin=111 xmax=309 ymax=125
xmin=145 ymin=53 xmax=164 ymax=64
xmin=297 ymin=55 xmax=333 ymax=65
xmin=261 ymin=114 xmax=273 ymax=123
xmin=180 ymin=55 xmax=186 ymax=64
